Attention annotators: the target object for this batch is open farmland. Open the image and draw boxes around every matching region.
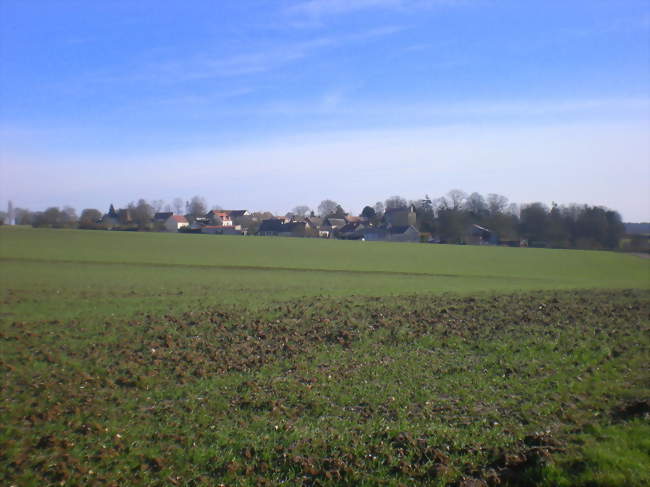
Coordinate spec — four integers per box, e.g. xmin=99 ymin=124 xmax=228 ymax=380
xmin=1 ymin=227 xmax=649 ymax=486
xmin=0 ymin=227 xmax=647 ymax=321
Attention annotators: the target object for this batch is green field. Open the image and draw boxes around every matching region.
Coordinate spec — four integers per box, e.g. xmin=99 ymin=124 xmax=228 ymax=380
xmin=1 ymin=226 xmax=647 ymax=321
xmin=1 ymin=227 xmax=649 ymax=486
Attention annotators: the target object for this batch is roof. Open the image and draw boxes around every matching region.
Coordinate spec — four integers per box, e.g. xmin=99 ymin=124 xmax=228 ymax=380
xmin=339 ymin=222 xmax=367 ymax=233
xmin=345 ymin=215 xmax=364 ymax=223
xmin=389 ymin=225 xmax=417 ymax=234
xmin=223 ymin=210 xmax=247 ymax=217
xmin=306 ymin=216 xmax=323 ymax=226
xmin=324 ymin=218 xmax=346 ymax=228
xmin=286 ymin=221 xmax=306 ymax=231
xmin=471 ymin=223 xmax=490 ymax=232
xmin=258 ymin=219 xmax=286 ymax=233
xmin=154 ymin=212 xmax=173 ymax=221
xmin=169 ymin=215 xmax=188 ymax=223
xmin=206 ymin=210 xmax=247 ymax=218
xmin=206 ymin=210 xmax=231 ymax=218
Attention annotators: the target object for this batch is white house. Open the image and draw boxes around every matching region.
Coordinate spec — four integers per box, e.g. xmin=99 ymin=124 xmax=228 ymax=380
xmin=165 ymin=215 xmax=189 ymax=232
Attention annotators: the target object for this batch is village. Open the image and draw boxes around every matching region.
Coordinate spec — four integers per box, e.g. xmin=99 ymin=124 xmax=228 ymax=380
xmin=99 ymin=203 xmax=502 ymax=245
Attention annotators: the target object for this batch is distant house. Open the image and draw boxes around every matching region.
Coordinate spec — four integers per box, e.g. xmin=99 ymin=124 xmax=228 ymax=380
xmin=281 ymin=221 xmax=310 ymax=237
xmin=338 ymin=221 xmax=370 ymax=240
xmin=165 ymin=215 xmax=189 ymax=232
xmin=305 ymin=216 xmax=331 ymax=237
xmin=344 ymin=215 xmax=368 ymax=224
xmin=465 ymin=224 xmax=497 ymax=245
xmin=154 ymin=212 xmax=173 ymax=223
xmin=323 ymin=217 xmax=346 ymax=229
xmin=100 ymin=204 xmax=133 ymax=229
xmin=257 ymin=219 xmax=286 ymax=236
xmin=386 ymin=225 xmax=420 ymax=242
xmin=257 ymin=219 xmax=311 ymax=237
xmin=317 ymin=217 xmax=346 ymax=238
xmin=223 ymin=210 xmax=249 ymax=218
xmin=364 ymin=225 xmax=419 ymax=242
xmin=205 ymin=210 xmax=232 ymax=227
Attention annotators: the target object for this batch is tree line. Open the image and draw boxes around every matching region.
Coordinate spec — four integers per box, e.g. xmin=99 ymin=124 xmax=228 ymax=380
xmin=299 ymin=191 xmax=628 ymax=250
xmin=0 ymin=190 xmax=634 ymax=250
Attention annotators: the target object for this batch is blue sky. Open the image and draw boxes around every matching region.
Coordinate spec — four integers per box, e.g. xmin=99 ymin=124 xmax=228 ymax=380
xmin=1 ymin=0 xmax=648 ymax=219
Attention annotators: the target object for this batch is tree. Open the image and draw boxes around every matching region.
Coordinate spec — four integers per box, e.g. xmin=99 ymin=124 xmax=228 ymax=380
xmin=373 ymin=202 xmax=385 ymax=217
xmin=546 ymin=203 xmax=570 ymax=248
xmin=186 ymin=196 xmax=208 ymax=219
xmin=172 ymin=197 xmax=184 ymax=215
xmin=385 ymin=195 xmax=408 ymax=210
xmin=129 ymin=199 xmax=154 ymax=230
xmin=414 ymin=195 xmax=435 ymax=234
xmin=151 ymin=200 xmax=165 ymax=213
xmin=62 ymin=206 xmax=77 ymax=224
xmin=292 ymin=205 xmax=311 ymax=218
xmin=464 ymin=192 xmax=487 ymax=219
xmin=79 ymin=208 xmax=102 ymax=229
xmin=318 ymin=199 xmax=339 ymax=217
xmin=487 ymin=194 xmax=509 ymax=216
xmin=332 ymin=205 xmax=347 ymax=218
xmin=361 ymin=206 xmax=376 ymax=220
xmin=604 ymin=210 xmax=625 ymax=249
xmin=33 ymin=207 xmax=69 ymax=228
xmin=519 ymin=203 xmax=549 ymax=244
xmin=14 ymin=208 xmax=33 ymax=225
xmin=447 ymin=189 xmax=467 ymax=211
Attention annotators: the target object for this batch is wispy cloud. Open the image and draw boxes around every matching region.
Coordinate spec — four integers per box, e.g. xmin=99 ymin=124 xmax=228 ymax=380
xmin=226 ymin=96 xmax=650 ymax=122
xmin=288 ymin=0 xmax=405 ymax=17
xmin=286 ymin=0 xmax=464 ymax=18
xmin=116 ymin=27 xmax=403 ymax=85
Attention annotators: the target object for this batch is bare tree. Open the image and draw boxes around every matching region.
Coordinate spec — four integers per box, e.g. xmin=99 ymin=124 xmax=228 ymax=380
xmin=464 ymin=192 xmax=487 ymax=217
xmin=172 ymin=197 xmax=184 ymax=215
xmin=318 ymin=199 xmax=339 ymax=217
xmin=373 ymin=201 xmax=385 ymax=216
xmin=292 ymin=205 xmax=311 ymax=218
xmin=487 ymin=194 xmax=509 ymax=216
xmin=187 ymin=196 xmax=208 ymax=218
xmin=507 ymin=203 xmax=519 ymax=217
xmin=151 ymin=200 xmax=165 ymax=213
xmin=385 ymin=195 xmax=408 ymax=209
xmin=447 ymin=189 xmax=467 ymax=211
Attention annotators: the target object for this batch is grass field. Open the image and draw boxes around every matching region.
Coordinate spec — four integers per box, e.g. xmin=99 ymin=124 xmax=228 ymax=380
xmin=0 ymin=226 xmax=647 ymax=321
xmin=1 ymin=227 xmax=649 ymax=486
